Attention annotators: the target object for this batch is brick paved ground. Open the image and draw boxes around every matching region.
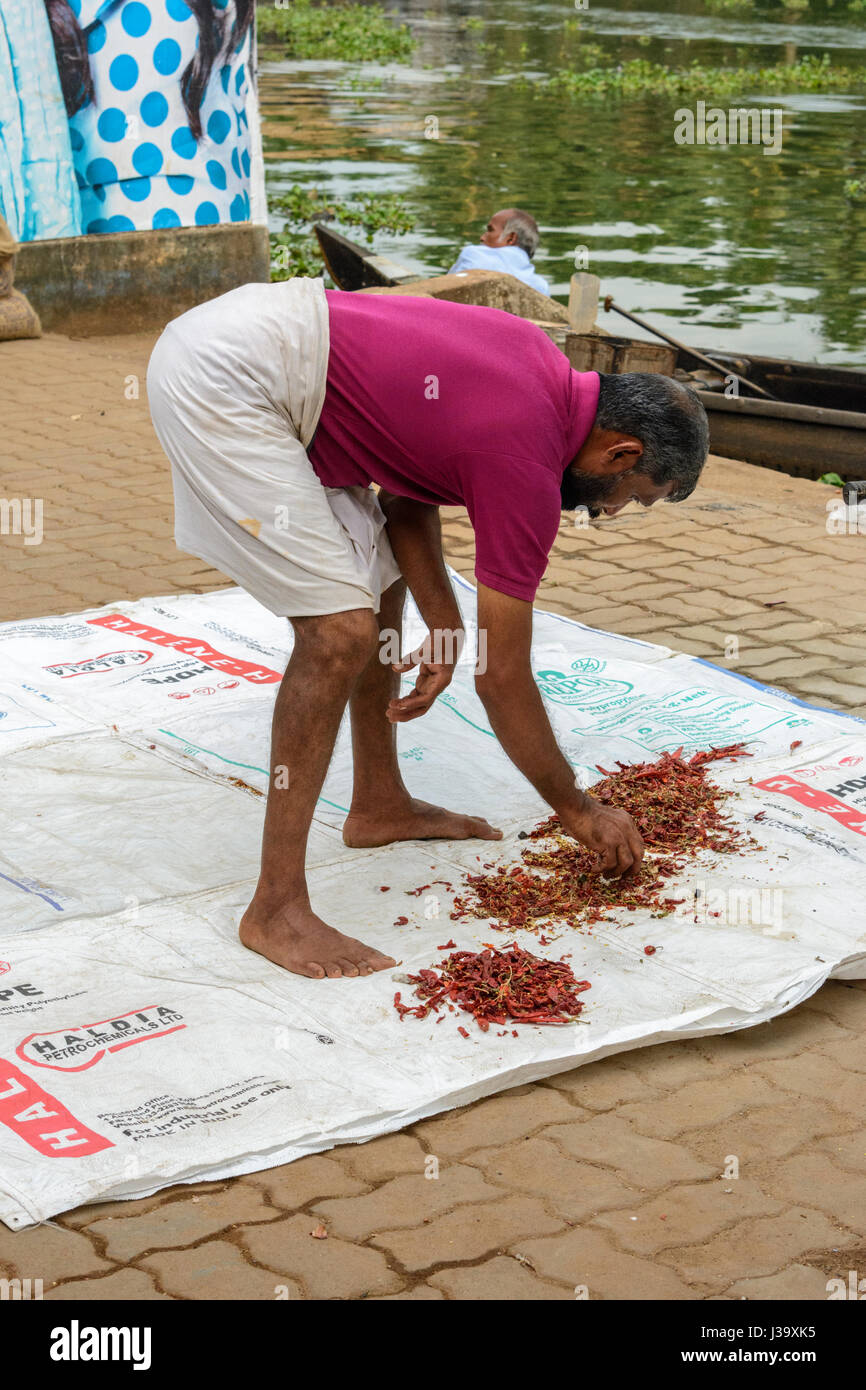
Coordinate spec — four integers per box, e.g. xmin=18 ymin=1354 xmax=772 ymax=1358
xmin=1 ymin=329 xmax=865 ymax=1300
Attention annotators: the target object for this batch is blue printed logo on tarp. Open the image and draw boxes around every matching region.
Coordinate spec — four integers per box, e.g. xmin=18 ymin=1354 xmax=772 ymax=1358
xmin=535 ymin=657 xmax=633 ymax=707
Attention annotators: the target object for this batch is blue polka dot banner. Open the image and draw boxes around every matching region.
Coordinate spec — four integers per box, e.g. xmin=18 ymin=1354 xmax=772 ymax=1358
xmin=0 ymin=0 xmax=262 ymax=241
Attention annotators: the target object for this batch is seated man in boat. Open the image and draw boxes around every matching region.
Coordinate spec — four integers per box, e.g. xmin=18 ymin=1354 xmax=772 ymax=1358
xmin=148 ymin=280 xmax=709 ymax=981
xmin=447 ymin=208 xmax=552 ymax=294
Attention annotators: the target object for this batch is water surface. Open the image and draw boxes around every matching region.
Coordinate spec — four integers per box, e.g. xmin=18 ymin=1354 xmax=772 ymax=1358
xmin=260 ymin=0 xmax=866 ymax=364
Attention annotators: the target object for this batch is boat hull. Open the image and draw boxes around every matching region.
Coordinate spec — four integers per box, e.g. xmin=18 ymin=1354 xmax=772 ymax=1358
xmin=696 ymin=391 xmax=866 ymax=480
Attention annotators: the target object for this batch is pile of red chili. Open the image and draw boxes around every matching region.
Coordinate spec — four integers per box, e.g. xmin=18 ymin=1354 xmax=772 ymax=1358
xmin=450 ymin=743 xmax=756 ymax=934
xmin=394 ymin=942 xmax=591 ymax=1032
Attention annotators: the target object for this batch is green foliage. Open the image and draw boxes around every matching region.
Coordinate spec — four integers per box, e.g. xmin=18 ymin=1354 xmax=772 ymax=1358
xmin=703 ymin=0 xmax=756 ymax=12
xmin=269 ymin=185 xmax=416 ymax=281
xmin=271 ymin=185 xmax=415 ymax=239
xmin=257 ymin=0 xmax=415 ymax=64
xmin=545 ymin=54 xmax=866 ymax=99
xmin=843 ymin=177 xmax=865 ymax=198
xmin=701 ymin=0 xmax=866 ymax=11
xmin=269 ymin=231 xmax=324 ymax=281
xmin=819 ymin=472 xmax=846 ymax=486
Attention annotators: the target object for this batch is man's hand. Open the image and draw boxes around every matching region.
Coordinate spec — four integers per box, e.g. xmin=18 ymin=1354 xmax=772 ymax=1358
xmin=386 ymin=629 xmax=464 ymax=723
xmin=559 ymin=799 xmax=645 ymax=877
xmin=473 ymin=584 xmax=646 ymax=874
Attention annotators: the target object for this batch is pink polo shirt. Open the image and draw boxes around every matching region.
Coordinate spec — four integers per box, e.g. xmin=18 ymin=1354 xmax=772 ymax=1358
xmin=309 ymin=290 xmax=600 ymax=602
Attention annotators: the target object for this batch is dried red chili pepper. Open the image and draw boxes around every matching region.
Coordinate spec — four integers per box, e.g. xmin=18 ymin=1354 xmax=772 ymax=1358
xmin=393 ymin=942 xmax=591 ymax=1032
xmin=644 ymin=945 xmax=656 ymax=956
xmin=393 ymin=916 xmax=409 ymax=926
xmin=449 ymin=744 xmax=757 ymax=936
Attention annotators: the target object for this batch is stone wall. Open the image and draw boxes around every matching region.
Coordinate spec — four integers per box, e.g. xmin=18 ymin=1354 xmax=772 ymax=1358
xmin=14 ymin=223 xmax=270 ymax=337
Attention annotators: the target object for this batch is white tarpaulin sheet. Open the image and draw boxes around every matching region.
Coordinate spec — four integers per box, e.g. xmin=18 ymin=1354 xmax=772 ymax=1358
xmin=1 ymin=572 xmax=865 ymax=1228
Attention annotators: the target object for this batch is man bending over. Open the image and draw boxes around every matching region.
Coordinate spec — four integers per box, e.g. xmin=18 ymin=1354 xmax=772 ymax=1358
xmin=147 ymin=279 xmax=709 ymax=980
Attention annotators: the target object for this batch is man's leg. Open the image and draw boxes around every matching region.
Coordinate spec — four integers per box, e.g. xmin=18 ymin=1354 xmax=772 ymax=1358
xmin=342 ymin=578 xmax=502 ymax=848
xmin=240 ymin=608 xmax=396 ymax=979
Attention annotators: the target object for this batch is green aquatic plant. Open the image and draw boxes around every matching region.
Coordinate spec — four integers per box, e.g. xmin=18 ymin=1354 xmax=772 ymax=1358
xmin=703 ymin=0 xmax=757 ymax=12
xmin=545 ymin=54 xmax=866 ymax=99
xmin=269 ymin=185 xmax=416 ymax=281
xmin=701 ymin=0 xmax=865 ymax=11
xmin=257 ymin=0 xmax=415 ymax=64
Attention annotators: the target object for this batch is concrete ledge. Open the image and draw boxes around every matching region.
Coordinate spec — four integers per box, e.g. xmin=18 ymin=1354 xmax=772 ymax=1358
xmin=360 ymin=269 xmax=571 ymax=325
xmin=15 ymin=222 xmax=271 ymax=337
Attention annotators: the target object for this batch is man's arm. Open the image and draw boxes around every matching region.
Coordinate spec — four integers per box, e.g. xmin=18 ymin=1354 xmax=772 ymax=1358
xmin=475 ymin=584 xmax=644 ymax=876
xmin=378 ymin=492 xmax=461 ymax=632
xmin=378 ymin=491 xmax=463 ymax=722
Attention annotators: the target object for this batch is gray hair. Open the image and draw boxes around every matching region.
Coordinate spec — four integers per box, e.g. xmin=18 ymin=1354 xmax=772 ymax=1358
xmin=596 ymin=373 xmax=709 ymax=501
xmin=502 ymin=209 xmax=540 ymax=258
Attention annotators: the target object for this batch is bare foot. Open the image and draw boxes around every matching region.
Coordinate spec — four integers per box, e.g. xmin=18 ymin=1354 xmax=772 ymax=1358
xmin=343 ymin=796 xmax=503 ymax=849
xmin=240 ymin=901 xmax=396 ymax=979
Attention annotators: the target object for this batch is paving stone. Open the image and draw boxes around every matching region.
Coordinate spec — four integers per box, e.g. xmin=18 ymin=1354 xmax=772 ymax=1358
xmin=142 ymin=1238 xmax=300 ymax=1300
xmin=0 ymin=1224 xmax=112 ymax=1286
xmin=547 ymin=1114 xmax=717 ymax=1188
xmin=240 ymin=1154 xmax=369 ymax=1209
xmin=694 ymin=1006 xmax=846 ymax=1062
xmin=789 ymin=676 xmax=866 ymax=709
xmin=239 ymin=1213 xmax=402 ymax=1299
xmin=723 ymin=1263 xmax=837 ymax=1301
xmin=752 ymin=1154 xmax=866 ymax=1229
xmin=801 ymin=983 xmax=866 ymax=1032
xmin=464 ymin=1135 xmax=642 ymax=1220
xmin=617 ymin=1072 xmax=780 ymax=1140
xmin=517 ymin=1224 xmax=697 ymax=1299
xmin=540 ymin=1056 xmax=653 ymax=1110
xmin=429 ymin=1255 xmax=574 ymax=1300
xmin=750 ymin=656 xmax=831 ymax=681
xmin=312 ymin=1163 xmax=497 ymax=1240
xmin=657 ymin=1209 xmax=858 ymax=1287
xmin=59 ymin=1182 xmax=227 ymax=1230
xmin=334 ymin=1132 xmax=431 ymax=1184
xmin=754 ymin=1053 xmax=866 ymax=1113
xmin=593 ymin=1179 xmax=782 ymax=1255
xmin=412 ymin=1084 xmax=577 ymax=1156
xmin=87 ymin=1185 xmax=280 ymax=1262
xmin=45 ymin=1268 xmax=171 ymax=1300
xmin=685 ymin=1098 xmax=857 ymax=1167
xmin=371 ymin=1195 xmax=564 ymax=1272
xmin=623 ymin=1039 xmax=729 ymax=1088
xmin=370 ymin=1283 xmax=445 ymax=1299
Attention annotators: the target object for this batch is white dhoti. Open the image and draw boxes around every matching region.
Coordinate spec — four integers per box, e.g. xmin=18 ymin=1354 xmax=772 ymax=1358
xmin=146 ymin=277 xmax=401 ymax=618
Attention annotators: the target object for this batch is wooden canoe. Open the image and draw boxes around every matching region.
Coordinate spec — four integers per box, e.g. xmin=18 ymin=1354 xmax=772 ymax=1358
xmin=314 ymin=223 xmax=866 ymax=482
xmin=313 ymin=223 xmax=425 ymax=291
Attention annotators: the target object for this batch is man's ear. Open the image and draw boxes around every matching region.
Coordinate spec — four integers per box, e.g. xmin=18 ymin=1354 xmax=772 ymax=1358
xmin=599 ymin=438 xmax=643 ymax=474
